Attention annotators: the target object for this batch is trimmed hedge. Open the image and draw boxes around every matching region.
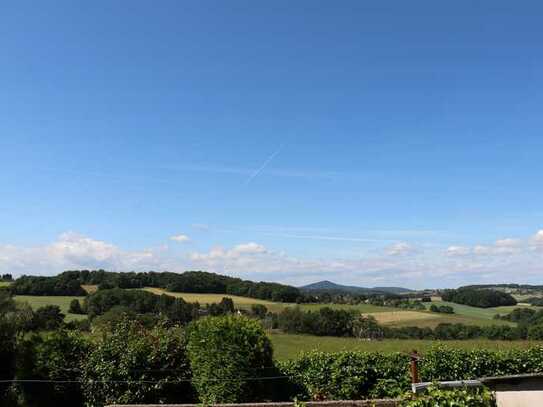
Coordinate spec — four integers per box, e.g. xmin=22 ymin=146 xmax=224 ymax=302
xmin=280 ymin=346 xmax=543 ymax=401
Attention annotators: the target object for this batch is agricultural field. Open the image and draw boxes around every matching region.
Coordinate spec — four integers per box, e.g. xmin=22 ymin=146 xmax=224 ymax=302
xmin=420 ymin=298 xmax=541 ymax=327
xmin=14 ymin=295 xmax=87 ymax=322
xmin=81 ymin=284 xmax=98 ymax=294
xmin=269 ymin=333 xmax=543 ymax=360
xmin=11 ymin=287 xmax=538 ymax=327
xmin=143 ymin=287 xmax=282 ymax=309
xmin=363 ymin=309 xmax=513 ymax=328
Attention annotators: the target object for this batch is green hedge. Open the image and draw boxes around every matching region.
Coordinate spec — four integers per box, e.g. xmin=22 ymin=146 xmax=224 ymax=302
xmin=280 ymin=346 xmax=543 ymax=400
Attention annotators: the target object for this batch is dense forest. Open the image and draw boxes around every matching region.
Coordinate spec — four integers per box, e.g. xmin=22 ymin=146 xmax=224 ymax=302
xmin=9 ymin=270 xmax=301 ymax=303
xmin=441 ymin=287 xmax=517 ymax=308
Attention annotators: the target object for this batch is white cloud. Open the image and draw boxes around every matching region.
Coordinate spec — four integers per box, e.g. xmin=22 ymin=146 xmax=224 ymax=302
xmin=190 ymin=242 xmax=267 ymax=262
xmin=0 ymin=232 xmax=165 ymax=276
xmin=386 ymin=242 xmax=415 ymax=256
xmin=233 ymin=242 xmax=267 ymax=254
xmin=446 ymin=246 xmax=471 ymax=256
xmin=495 ymin=238 xmax=521 ymax=248
xmin=170 ymin=234 xmax=190 ymax=243
xmin=2 ymin=229 xmax=543 ymax=287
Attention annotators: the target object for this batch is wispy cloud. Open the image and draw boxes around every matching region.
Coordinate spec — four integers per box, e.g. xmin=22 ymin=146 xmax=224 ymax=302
xmin=170 ymin=234 xmax=190 ymax=243
xmin=245 ymin=144 xmax=284 ymax=185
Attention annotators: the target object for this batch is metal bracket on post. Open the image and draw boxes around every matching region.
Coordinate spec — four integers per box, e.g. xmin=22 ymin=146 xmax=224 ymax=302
xmin=410 ymin=350 xmax=420 ymax=390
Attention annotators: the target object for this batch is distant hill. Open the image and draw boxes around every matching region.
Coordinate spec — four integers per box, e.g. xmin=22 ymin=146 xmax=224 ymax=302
xmin=300 ymin=280 xmax=414 ymax=295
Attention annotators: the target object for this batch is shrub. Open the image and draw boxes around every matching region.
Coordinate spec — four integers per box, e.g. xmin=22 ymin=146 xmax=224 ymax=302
xmin=17 ymin=330 xmax=90 ymax=407
xmin=280 ymin=347 xmax=543 ymax=400
xmin=400 ymin=384 xmax=496 ymax=406
xmin=31 ymin=305 xmax=65 ymax=331
xmin=280 ymin=351 xmax=410 ymax=400
xmin=251 ymin=304 xmax=268 ymax=318
xmin=430 ymin=304 xmax=454 ymax=314
xmin=69 ymin=299 xmax=84 ymax=314
xmin=528 ymin=323 xmax=543 ymax=340
xmin=82 ymin=318 xmax=193 ymax=407
xmin=0 ymin=291 xmax=17 ymax=405
xmin=186 ymin=315 xmax=275 ymax=403
xmin=419 ymin=346 xmax=543 ymax=381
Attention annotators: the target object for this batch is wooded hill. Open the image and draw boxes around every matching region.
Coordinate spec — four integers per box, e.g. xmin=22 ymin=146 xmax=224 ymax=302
xmin=9 ymin=270 xmax=301 ymax=302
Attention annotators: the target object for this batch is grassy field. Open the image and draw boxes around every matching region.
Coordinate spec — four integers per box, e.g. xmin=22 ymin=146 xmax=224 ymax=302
xmin=0 ymin=281 xmax=11 ymax=287
xmin=270 ymin=333 xmax=543 ymax=360
xmin=14 ymin=295 xmax=87 ymax=322
xmin=81 ymin=284 xmax=98 ymax=294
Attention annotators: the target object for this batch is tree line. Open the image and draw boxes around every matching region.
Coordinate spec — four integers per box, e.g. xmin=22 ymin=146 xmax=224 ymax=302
xmin=270 ymin=306 xmax=543 ymax=341
xmin=441 ymin=287 xmax=517 ymax=308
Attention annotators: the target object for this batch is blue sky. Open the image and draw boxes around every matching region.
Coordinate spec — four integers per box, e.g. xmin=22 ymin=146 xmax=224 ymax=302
xmin=1 ymin=1 xmax=542 ymax=288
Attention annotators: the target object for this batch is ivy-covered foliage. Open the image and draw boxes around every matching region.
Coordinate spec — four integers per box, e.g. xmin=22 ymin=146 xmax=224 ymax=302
xmin=186 ymin=315 xmax=275 ymax=403
xmin=81 ymin=319 xmax=193 ymax=407
xmin=400 ymin=384 xmax=496 ymax=407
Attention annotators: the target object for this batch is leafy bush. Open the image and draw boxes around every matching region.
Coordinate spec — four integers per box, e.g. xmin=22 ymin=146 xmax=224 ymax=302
xmin=400 ymin=384 xmax=496 ymax=406
xmin=280 ymin=346 xmax=543 ymax=400
xmin=430 ymin=304 xmax=455 ymax=314
xmin=251 ymin=304 xmax=268 ymax=318
xmin=186 ymin=315 xmax=275 ymax=403
xmin=419 ymin=346 xmax=543 ymax=381
xmin=528 ymin=323 xmax=543 ymax=340
xmin=69 ymin=299 xmax=84 ymax=314
xmin=0 ymin=291 xmax=17 ymax=405
xmin=207 ymin=297 xmax=235 ymax=315
xmin=280 ymin=351 xmax=410 ymax=400
xmin=30 ymin=305 xmax=65 ymax=331
xmin=82 ymin=319 xmax=193 ymax=407
xmin=17 ymin=330 xmax=90 ymax=407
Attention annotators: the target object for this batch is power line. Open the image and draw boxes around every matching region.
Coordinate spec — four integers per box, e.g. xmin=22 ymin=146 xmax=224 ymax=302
xmin=0 ymin=375 xmax=295 ymax=385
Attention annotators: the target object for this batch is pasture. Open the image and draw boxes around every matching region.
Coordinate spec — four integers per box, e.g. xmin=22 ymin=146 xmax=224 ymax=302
xmin=269 ymin=333 xmax=543 ymax=360
xmin=14 ymin=295 xmax=87 ymax=322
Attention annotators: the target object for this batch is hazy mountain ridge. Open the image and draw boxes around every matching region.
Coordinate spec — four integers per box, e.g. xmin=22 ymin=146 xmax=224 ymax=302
xmin=300 ymin=280 xmax=414 ymax=295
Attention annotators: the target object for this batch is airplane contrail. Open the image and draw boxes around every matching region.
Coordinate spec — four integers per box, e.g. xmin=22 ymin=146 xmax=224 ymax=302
xmin=245 ymin=144 xmax=284 ymax=185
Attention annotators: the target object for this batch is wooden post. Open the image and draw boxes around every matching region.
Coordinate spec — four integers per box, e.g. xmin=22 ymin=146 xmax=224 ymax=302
xmin=410 ymin=350 xmax=419 ymax=384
